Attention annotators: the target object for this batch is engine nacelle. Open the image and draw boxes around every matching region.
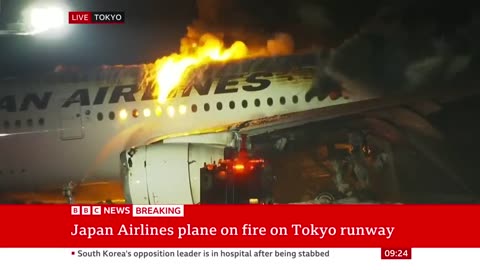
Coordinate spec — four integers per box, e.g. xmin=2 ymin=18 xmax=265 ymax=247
xmin=121 ymin=143 xmax=225 ymax=204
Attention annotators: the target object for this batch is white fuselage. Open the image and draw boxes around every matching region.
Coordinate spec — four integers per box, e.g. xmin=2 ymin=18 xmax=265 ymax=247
xmin=0 ymin=62 xmax=356 ymax=193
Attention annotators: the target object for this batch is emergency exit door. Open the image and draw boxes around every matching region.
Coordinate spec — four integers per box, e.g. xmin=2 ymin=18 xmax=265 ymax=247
xmin=58 ymin=97 xmax=84 ymax=140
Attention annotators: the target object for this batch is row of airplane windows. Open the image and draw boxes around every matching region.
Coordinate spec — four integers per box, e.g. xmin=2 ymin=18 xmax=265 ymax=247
xmin=0 ymin=95 xmax=307 ymax=130
xmin=2 ymin=118 xmax=45 ymax=130
xmin=92 ymin=95 xmax=304 ymax=121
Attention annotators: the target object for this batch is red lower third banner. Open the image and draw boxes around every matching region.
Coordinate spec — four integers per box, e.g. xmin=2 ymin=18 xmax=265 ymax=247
xmin=0 ymin=205 xmax=479 ymax=248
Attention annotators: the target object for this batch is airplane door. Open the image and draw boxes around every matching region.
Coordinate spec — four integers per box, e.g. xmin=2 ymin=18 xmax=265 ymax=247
xmin=58 ymin=97 xmax=84 ymax=140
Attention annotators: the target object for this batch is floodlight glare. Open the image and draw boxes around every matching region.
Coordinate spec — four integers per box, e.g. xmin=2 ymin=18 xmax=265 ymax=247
xmin=28 ymin=7 xmax=65 ymax=34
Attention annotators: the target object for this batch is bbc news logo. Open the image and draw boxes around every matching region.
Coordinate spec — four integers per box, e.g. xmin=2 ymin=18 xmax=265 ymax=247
xmin=69 ymin=11 xmax=125 ymax=24
xmin=71 ymin=205 xmax=132 ymax=215
xmin=71 ymin=206 xmax=102 ymax=215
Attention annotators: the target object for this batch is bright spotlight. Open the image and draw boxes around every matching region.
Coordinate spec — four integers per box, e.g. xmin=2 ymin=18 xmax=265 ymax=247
xmin=27 ymin=6 xmax=66 ymax=34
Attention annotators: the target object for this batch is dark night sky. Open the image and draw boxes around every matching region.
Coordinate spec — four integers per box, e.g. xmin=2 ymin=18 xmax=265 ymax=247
xmin=0 ymin=0 xmax=198 ymax=76
xmin=0 ymin=0 xmax=386 ymax=77
xmin=0 ymin=0 xmax=477 ymax=77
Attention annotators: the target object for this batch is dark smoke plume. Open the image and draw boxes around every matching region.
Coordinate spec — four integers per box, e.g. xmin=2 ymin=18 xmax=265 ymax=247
xmin=189 ymin=0 xmax=291 ymax=54
xmin=193 ymin=0 xmax=382 ymax=48
xmin=193 ymin=0 xmax=480 ymax=100
xmin=323 ymin=1 xmax=480 ymax=99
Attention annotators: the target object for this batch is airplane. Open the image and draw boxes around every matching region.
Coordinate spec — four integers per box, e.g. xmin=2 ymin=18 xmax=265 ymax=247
xmin=0 ymin=51 xmax=477 ymax=204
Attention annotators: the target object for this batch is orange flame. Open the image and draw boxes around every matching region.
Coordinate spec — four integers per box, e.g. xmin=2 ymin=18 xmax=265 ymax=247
xmin=151 ymin=33 xmax=249 ymax=103
xmin=144 ymin=28 xmax=294 ymax=103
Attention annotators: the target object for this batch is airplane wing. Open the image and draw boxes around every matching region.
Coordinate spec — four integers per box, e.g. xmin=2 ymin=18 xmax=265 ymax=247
xmin=150 ymin=82 xmax=480 ymax=144
xmin=237 ymin=83 xmax=480 ymax=136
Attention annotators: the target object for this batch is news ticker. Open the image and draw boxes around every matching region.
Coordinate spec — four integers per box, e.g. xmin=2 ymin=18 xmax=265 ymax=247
xmin=68 ymin=12 xmax=125 ymax=24
xmin=1 ymin=248 xmax=479 ymax=269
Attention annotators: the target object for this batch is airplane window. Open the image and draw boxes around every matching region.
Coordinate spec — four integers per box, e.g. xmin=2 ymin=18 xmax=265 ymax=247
xmin=242 ymin=100 xmax=248 ymax=108
xmin=254 ymin=99 xmax=261 ymax=107
xmin=155 ymin=106 xmax=162 ymax=116
xmin=143 ymin=108 xmax=152 ymax=117
xmin=97 ymin=112 xmax=103 ymax=121
xmin=132 ymin=109 xmax=139 ymax=118
xmin=3 ymin=121 xmax=9 ymax=129
xmin=14 ymin=120 xmax=21 ymax=128
xmin=191 ymin=104 xmax=197 ymax=113
xmin=109 ymin=112 xmax=115 ymax=120
xmin=292 ymin=95 xmax=298 ymax=104
xmin=165 ymin=106 xmax=174 ymax=117
xmin=204 ymin=103 xmax=210 ymax=112
xmin=178 ymin=105 xmax=186 ymax=115
xmin=229 ymin=101 xmax=235 ymax=109
xmin=27 ymin=119 xmax=33 ymax=127
xmin=216 ymin=102 xmax=223 ymax=110
xmin=267 ymin=97 xmax=273 ymax=106
xmin=85 ymin=110 xmax=91 ymax=116
xmin=38 ymin=118 xmax=45 ymax=126
xmin=280 ymin=97 xmax=286 ymax=105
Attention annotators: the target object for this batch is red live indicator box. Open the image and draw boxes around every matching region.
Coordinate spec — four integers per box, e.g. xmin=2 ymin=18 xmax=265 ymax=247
xmin=69 ymin=12 xmax=91 ymax=24
xmin=69 ymin=12 xmax=125 ymax=24
xmin=381 ymin=248 xmax=412 ymax=260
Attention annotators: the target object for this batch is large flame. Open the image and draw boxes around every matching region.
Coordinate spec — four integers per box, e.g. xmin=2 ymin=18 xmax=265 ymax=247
xmin=151 ymin=33 xmax=249 ymax=103
xmin=145 ymin=28 xmax=294 ymax=103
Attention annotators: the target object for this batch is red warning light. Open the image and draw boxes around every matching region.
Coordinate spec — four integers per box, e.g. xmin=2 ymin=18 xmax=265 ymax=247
xmin=216 ymin=170 xmax=227 ymax=180
xmin=206 ymin=164 xmax=216 ymax=171
xmin=233 ymin=163 xmax=245 ymax=172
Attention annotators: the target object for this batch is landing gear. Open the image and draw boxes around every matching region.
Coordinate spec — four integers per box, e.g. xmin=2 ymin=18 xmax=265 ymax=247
xmin=63 ymin=181 xmax=75 ymax=204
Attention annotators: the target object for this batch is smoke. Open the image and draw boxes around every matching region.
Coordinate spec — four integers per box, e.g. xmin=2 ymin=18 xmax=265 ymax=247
xmin=178 ymin=25 xmax=295 ymax=57
xmin=181 ymin=0 xmax=296 ymax=57
xmin=184 ymin=0 xmax=379 ymax=58
xmin=266 ymin=33 xmax=295 ymax=56
xmin=323 ymin=2 xmax=480 ymax=99
xmin=165 ymin=0 xmax=480 ymax=101
xmin=188 ymin=0 xmax=350 ymax=54
xmin=297 ymin=3 xmax=333 ymax=30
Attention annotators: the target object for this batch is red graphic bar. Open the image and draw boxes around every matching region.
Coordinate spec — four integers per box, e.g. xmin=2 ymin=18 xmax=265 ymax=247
xmin=0 ymin=205 xmax=479 ymax=248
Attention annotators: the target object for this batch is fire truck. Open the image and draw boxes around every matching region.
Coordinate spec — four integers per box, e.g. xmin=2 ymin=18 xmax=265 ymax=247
xmin=199 ymin=134 xmax=274 ymax=204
